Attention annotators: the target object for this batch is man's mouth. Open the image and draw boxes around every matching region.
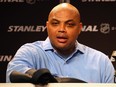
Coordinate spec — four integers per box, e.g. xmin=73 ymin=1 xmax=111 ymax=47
xmin=57 ymin=36 xmax=68 ymax=43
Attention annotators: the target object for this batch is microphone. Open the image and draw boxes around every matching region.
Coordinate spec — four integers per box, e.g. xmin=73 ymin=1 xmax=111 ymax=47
xmin=10 ymin=71 xmax=32 ymax=83
xmin=10 ymin=69 xmax=58 ymax=85
xmin=31 ymin=68 xmax=58 ymax=84
xmin=55 ymin=77 xmax=86 ymax=83
xmin=10 ymin=69 xmax=86 ymax=84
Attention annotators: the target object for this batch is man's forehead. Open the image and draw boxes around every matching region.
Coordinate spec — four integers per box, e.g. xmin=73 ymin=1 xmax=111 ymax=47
xmin=48 ymin=18 xmax=80 ymax=24
xmin=50 ymin=18 xmax=75 ymax=22
xmin=50 ymin=7 xmax=77 ymax=17
xmin=49 ymin=10 xmax=77 ymax=19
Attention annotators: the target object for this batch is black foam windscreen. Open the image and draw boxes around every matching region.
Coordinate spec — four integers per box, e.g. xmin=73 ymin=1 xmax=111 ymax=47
xmin=10 ymin=71 xmax=32 ymax=83
xmin=32 ymin=68 xmax=58 ymax=84
xmin=10 ymin=69 xmax=87 ymax=84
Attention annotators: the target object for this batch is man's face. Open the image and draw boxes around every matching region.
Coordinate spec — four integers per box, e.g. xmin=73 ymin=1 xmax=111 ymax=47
xmin=46 ymin=8 xmax=82 ymax=51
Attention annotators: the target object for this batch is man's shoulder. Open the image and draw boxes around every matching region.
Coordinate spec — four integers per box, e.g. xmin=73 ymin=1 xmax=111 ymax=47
xmin=80 ymin=43 xmax=107 ymax=57
xmin=20 ymin=40 xmax=45 ymax=51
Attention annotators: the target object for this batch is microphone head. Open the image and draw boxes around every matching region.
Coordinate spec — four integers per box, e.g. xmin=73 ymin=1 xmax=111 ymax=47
xmin=55 ymin=77 xmax=87 ymax=83
xmin=32 ymin=68 xmax=57 ymax=84
xmin=10 ymin=71 xmax=32 ymax=83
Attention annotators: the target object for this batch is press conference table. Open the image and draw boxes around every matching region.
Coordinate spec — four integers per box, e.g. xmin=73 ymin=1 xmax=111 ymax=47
xmin=0 ymin=83 xmax=116 ymax=87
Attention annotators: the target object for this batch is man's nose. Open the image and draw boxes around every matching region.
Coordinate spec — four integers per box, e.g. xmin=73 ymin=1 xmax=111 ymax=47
xmin=58 ymin=24 xmax=66 ymax=33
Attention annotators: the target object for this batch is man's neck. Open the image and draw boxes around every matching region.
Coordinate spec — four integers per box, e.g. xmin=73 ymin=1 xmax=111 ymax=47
xmin=55 ymin=46 xmax=76 ymax=59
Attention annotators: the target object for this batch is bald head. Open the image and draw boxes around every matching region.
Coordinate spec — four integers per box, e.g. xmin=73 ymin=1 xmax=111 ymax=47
xmin=48 ymin=3 xmax=81 ymax=22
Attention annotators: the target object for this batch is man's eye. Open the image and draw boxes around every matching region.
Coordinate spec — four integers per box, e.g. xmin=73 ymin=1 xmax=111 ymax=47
xmin=67 ymin=23 xmax=75 ymax=27
xmin=51 ymin=22 xmax=59 ymax=25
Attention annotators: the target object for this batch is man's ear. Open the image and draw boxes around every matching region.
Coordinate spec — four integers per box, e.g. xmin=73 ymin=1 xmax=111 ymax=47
xmin=46 ymin=21 xmax=49 ymax=30
xmin=45 ymin=21 xmax=48 ymax=31
xmin=79 ymin=22 xmax=83 ymax=34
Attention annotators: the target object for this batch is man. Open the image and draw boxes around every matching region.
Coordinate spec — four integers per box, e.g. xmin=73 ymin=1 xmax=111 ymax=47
xmin=6 ymin=3 xmax=114 ymax=83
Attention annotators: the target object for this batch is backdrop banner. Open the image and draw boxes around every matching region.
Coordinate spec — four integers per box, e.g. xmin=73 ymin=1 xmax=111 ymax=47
xmin=0 ymin=0 xmax=116 ymax=82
